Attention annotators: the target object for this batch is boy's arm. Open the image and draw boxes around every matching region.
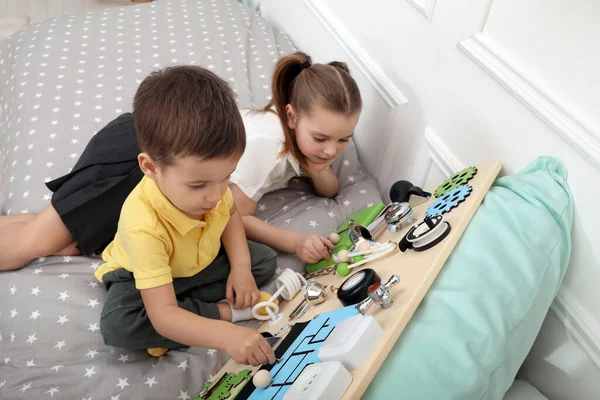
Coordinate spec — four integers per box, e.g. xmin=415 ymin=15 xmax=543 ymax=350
xmin=221 ymin=201 xmax=252 ymax=272
xmin=140 ymin=284 xmax=275 ymax=366
xmin=221 ymin=200 xmax=261 ymax=309
xmin=121 ymin=226 xmax=275 ymax=365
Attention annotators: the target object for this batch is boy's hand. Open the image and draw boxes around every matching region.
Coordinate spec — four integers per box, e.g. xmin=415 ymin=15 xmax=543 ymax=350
xmin=226 ymin=268 xmax=260 ymax=309
xmin=225 ymin=325 xmax=276 ymax=366
xmin=295 ymin=233 xmax=335 ymax=264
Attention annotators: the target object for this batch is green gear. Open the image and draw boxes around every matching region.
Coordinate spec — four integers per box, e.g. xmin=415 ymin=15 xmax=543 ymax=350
xmin=434 ymin=166 xmax=478 ymax=198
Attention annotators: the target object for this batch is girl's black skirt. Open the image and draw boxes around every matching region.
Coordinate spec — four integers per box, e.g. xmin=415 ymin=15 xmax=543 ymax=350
xmin=45 ymin=113 xmax=142 ymax=255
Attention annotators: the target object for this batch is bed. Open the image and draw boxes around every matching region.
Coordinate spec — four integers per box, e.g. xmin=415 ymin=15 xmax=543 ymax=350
xmin=0 ymin=1 xmax=384 ymax=398
xmin=0 ymin=0 xmax=580 ymax=399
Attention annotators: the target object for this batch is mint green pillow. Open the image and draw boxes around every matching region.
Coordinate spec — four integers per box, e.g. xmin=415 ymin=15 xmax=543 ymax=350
xmin=364 ymin=156 xmax=573 ymax=400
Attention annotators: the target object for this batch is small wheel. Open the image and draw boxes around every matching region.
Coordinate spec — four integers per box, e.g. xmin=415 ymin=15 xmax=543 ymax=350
xmin=337 ymin=268 xmax=381 ymax=306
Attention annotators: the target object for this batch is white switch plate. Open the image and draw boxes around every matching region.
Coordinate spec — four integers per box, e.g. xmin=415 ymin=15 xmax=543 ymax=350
xmin=283 ymin=361 xmax=352 ymax=400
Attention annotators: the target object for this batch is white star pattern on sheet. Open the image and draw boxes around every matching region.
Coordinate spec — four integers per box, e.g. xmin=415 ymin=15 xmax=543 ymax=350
xmin=118 ymin=354 xmax=130 ymax=363
xmin=87 ymin=349 xmax=99 ymax=359
xmin=46 ymin=386 xmax=59 ymax=397
xmin=51 ymin=365 xmax=63 ymax=372
xmin=116 ymin=378 xmax=129 ymax=390
xmin=178 ymin=360 xmax=189 ymax=370
xmin=55 ymin=340 xmax=66 ymax=350
xmin=57 ymin=315 xmax=69 ymax=324
xmin=179 ymin=391 xmax=191 ymax=400
xmin=144 ymin=377 xmax=158 ymax=388
xmin=26 ymin=333 xmax=37 ymax=344
xmin=84 ymin=367 xmax=96 ymax=379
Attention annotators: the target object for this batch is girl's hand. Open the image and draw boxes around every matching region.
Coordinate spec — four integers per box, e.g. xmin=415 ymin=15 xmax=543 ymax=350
xmin=295 ymin=232 xmax=336 ymax=264
xmin=226 ymin=268 xmax=260 ymax=309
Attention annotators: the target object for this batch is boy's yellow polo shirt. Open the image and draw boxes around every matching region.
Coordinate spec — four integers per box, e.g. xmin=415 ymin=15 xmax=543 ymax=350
xmin=95 ymin=176 xmax=233 ymax=290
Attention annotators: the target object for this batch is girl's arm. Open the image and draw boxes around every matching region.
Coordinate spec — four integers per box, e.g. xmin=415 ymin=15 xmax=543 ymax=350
xmin=231 ymin=185 xmax=334 ymax=263
xmin=307 ymin=165 xmax=340 ymax=198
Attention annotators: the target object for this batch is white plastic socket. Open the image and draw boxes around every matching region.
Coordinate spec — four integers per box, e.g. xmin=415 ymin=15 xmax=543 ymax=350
xmin=317 ymin=313 xmax=383 ymax=370
xmin=283 ymin=361 xmax=352 ymax=400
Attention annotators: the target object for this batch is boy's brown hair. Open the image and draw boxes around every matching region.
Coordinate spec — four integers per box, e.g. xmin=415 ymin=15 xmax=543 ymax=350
xmin=133 ymin=65 xmax=245 ymax=166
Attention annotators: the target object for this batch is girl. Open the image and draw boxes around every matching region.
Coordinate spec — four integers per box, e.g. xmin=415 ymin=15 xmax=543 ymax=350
xmin=0 ymin=51 xmax=362 ymax=271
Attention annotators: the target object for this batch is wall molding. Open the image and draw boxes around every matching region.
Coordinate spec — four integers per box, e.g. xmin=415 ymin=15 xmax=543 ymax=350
xmin=551 ymin=290 xmax=600 ymax=370
xmin=458 ymin=32 xmax=600 ymax=171
xmin=407 ymin=0 xmax=438 ymax=20
xmin=303 ymin=0 xmax=408 ymax=108
xmin=424 ymin=126 xmax=464 ymax=177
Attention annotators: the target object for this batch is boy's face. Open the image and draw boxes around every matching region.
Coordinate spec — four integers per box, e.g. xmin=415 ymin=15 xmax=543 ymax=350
xmin=141 ymin=154 xmax=239 ymax=220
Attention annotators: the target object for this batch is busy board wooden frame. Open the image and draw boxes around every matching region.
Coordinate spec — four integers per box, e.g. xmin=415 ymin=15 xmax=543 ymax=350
xmin=211 ymin=159 xmax=502 ymax=400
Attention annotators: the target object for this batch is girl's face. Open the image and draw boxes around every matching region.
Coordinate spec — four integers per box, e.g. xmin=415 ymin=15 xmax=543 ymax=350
xmin=286 ymin=104 xmax=360 ymax=172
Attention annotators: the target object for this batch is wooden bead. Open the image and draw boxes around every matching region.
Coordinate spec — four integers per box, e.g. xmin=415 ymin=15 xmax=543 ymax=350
xmin=337 ymin=249 xmax=350 ymax=263
xmin=253 ymin=369 xmax=272 ymax=388
xmin=328 ymin=232 xmax=340 ymax=244
xmin=358 ymin=241 xmax=371 ymax=252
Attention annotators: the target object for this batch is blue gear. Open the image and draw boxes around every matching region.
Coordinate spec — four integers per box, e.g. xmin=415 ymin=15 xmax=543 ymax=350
xmin=426 ymin=184 xmax=473 ymax=217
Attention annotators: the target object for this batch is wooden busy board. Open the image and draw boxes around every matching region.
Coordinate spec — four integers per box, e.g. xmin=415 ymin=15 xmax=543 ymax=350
xmin=206 ymin=159 xmax=502 ymax=400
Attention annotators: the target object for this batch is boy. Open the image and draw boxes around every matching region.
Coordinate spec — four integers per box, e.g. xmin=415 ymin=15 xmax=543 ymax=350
xmin=96 ymin=66 xmax=277 ymax=366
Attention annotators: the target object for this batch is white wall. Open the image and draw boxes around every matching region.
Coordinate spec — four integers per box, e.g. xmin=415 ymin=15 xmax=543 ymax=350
xmin=484 ymin=0 xmax=600 ymax=118
xmin=261 ymin=0 xmax=600 ymax=398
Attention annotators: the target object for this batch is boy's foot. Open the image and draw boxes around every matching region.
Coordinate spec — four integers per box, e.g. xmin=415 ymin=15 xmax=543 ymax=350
xmin=147 ymin=347 xmax=168 ymax=357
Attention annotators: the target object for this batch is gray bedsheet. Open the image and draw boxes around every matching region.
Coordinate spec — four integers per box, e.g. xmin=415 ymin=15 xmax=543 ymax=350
xmin=0 ymin=1 xmax=383 ymax=398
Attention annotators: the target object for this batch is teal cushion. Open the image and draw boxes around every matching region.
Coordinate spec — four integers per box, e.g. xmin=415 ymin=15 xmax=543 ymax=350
xmin=364 ymin=156 xmax=574 ymax=400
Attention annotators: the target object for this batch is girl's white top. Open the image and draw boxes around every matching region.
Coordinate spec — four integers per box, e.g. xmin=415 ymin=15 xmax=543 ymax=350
xmin=230 ymin=109 xmax=303 ymax=202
